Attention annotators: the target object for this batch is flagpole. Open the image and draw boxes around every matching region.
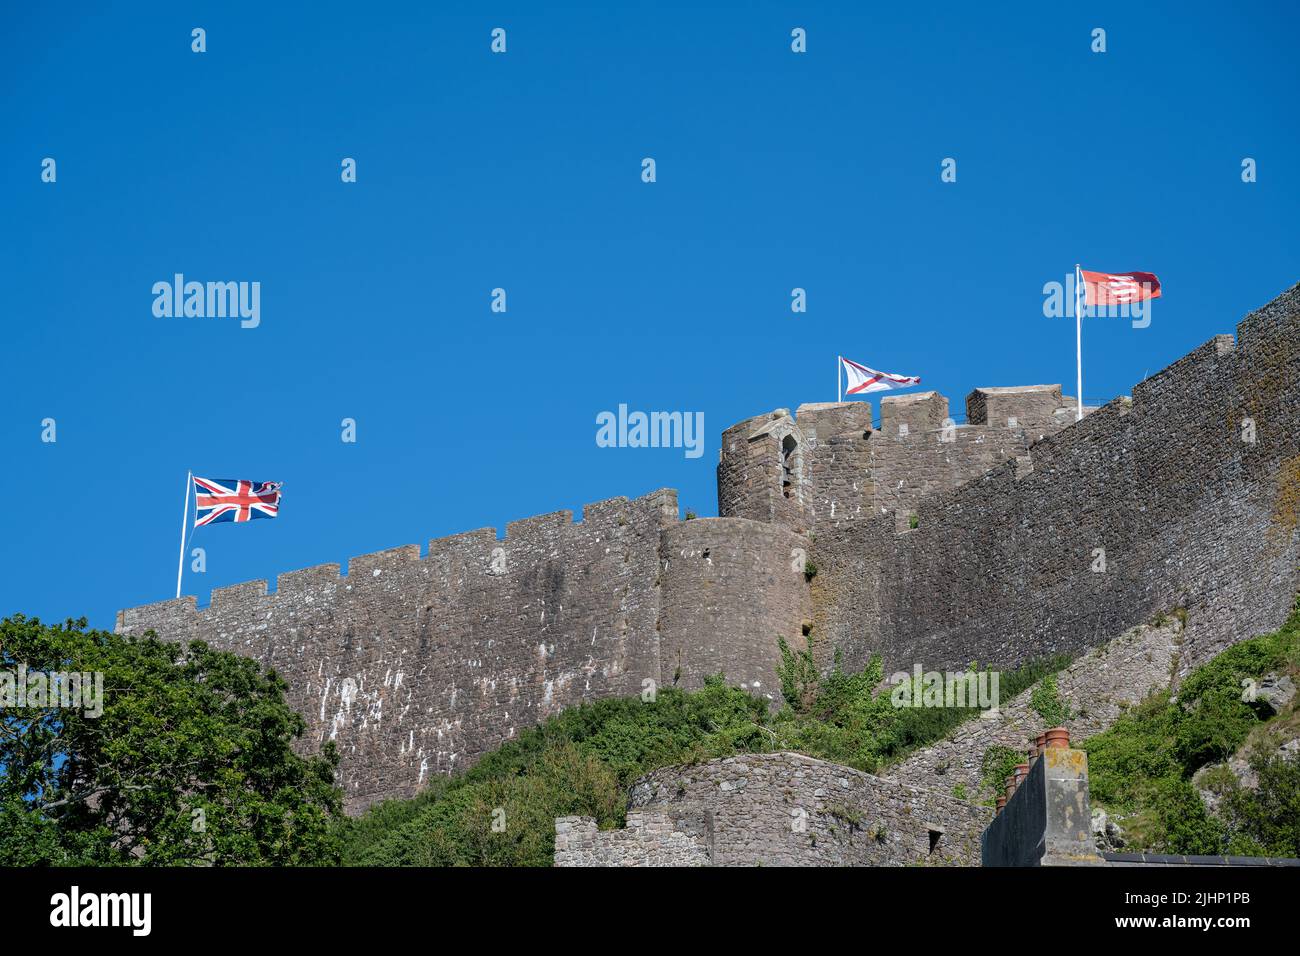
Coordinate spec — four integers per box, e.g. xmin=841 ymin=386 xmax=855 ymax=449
xmin=176 ymin=470 xmax=191 ymax=599
xmin=837 ymin=355 xmax=842 ymax=403
xmin=1075 ymin=264 xmax=1084 ymax=422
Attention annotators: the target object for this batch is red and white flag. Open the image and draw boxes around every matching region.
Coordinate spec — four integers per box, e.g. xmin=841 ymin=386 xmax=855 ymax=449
xmin=840 ymin=356 xmax=921 ymax=395
xmin=1080 ymin=269 xmax=1161 ymax=306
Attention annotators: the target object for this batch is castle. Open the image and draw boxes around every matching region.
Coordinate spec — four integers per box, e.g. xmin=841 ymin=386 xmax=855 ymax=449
xmin=118 ymin=283 xmax=1300 ymax=814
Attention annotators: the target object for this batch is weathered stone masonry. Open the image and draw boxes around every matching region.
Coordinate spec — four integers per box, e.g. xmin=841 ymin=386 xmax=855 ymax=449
xmin=118 ymin=283 xmax=1300 ymax=814
xmin=812 ymin=285 xmax=1300 ymax=678
xmin=117 ymin=491 xmax=812 ymax=811
xmin=883 ymin=618 xmax=1184 ymax=799
xmin=556 ymin=752 xmax=991 ymax=867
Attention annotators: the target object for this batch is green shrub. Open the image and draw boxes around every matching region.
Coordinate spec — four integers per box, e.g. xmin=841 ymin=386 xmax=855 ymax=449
xmin=1030 ymin=673 xmax=1073 ymax=727
xmin=980 ymin=746 xmax=1023 ymax=802
xmin=1149 ymin=778 xmax=1226 ymax=855
xmin=1080 ymin=600 xmax=1300 ymax=857
xmin=1173 ymin=686 xmax=1258 ymax=769
xmin=1221 ymin=751 xmax=1300 ymax=858
xmin=777 ymin=636 xmax=821 ymax=711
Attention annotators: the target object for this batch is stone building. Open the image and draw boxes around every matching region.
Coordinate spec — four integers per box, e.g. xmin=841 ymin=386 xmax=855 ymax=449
xmin=117 ymin=283 xmax=1300 ymax=812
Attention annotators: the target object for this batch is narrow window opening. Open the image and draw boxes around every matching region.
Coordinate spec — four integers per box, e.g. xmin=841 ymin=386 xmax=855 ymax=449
xmin=781 ymin=435 xmax=798 ymax=499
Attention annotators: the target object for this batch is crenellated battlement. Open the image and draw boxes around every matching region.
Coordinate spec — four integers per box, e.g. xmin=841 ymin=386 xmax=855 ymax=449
xmin=717 ymin=378 xmax=1083 ymax=534
xmin=118 ymin=489 xmax=682 ymax=632
xmin=117 ymin=282 xmax=1300 ymax=815
xmin=117 ymin=486 xmax=814 ymax=812
xmin=964 ymin=384 xmax=1070 ymax=428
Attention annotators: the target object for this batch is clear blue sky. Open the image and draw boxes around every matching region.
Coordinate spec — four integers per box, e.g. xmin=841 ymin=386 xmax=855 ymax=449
xmin=2 ymin=1 xmax=1296 ymax=630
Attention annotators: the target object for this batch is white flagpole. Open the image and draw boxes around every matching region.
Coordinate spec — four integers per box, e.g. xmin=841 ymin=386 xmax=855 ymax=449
xmin=1075 ymin=264 xmax=1084 ymax=422
xmin=176 ymin=470 xmax=191 ymax=599
xmin=837 ymin=355 xmax=842 ymax=403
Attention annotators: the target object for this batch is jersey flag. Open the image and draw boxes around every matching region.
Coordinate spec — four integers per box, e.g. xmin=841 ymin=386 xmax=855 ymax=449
xmin=840 ymin=357 xmax=922 ymax=395
xmin=193 ymin=477 xmax=283 ymax=527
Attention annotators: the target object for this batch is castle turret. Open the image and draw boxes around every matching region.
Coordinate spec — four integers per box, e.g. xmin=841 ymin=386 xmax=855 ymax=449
xmin=717 ymin=402 xmax=873 ymax=531
xmin=717 ymin=409 xmax=808 ymax=530
xmin=718 ymin=386 xmax=1087 ymax=537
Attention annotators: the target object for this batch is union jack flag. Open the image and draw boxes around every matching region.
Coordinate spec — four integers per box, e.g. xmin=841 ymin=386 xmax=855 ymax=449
xmin=193 ymin=477 xmax=282 ymax=527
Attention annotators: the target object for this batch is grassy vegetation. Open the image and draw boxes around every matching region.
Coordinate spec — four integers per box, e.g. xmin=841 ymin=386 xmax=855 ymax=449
xmin=979 ymin=745 xmax=1024 ymax=803
xmin=1030 ymin=673 xmax=1074 ymax=727
xmin=340 ymin=641 xmax=1071 ymax=866
xmin=1079 ymin=600 xmax=1300 ymax=857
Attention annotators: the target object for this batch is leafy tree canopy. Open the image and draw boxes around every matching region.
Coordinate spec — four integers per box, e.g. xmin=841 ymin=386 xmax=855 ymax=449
xmin=0 ymin=614 xmax=343 ymax=865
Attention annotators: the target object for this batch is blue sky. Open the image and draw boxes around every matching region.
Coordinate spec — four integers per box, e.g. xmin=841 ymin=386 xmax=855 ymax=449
xmin=2 ymin=1 xmax=1296 ymax=630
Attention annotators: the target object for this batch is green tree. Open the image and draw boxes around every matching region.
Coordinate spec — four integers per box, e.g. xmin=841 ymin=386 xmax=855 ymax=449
xmin=0 ymin=614 xmax=343 ymax=865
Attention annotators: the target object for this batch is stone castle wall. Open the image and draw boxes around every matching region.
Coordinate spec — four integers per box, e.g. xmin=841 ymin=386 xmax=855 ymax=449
xmin=117 ymin=489 xmax=812 ymax=812
xmin=815 ymin=285 xmax=1300 ymax=677
xmin=553 ymin=812 xmax=710 ymax=867
xmin=716 ymin=410 xmax=811 ymax=531
xmin=117 ymin=283 xmax=1300 ymax=817
xmin=657 ymin=518 xmax=811 ymax=696
xmin=867 ymin=417 xmax=1044 ymax=532
xmin=555 ymin=752 xmax=991 ymax=866
xmin=719 ymin=388 xmax=1079 ymax=537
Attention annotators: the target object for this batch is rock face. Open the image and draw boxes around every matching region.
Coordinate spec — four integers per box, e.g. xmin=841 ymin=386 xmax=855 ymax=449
xmin=1254 ymin=674 xmax=1297 ymax=715
xmin=1194 ymin=726 xmax=1300 ymax=815
xmin=1091 ymin=808 xmax=1126 ymax=852
xmin=554 ymin=752 xmax=991 ymax=867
